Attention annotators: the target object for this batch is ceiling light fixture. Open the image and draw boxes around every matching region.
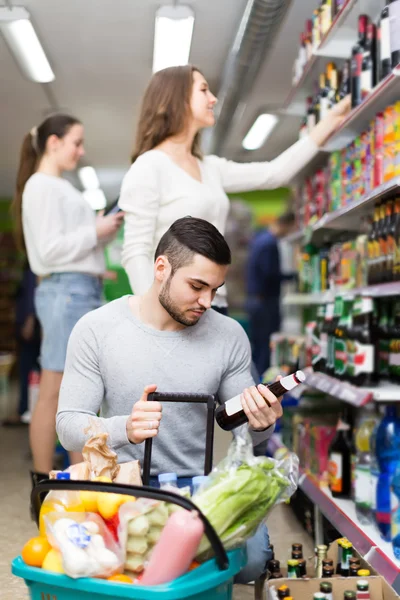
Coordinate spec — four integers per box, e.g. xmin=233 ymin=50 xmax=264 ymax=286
xmin=153 ymin=5 xmax=194 ymax=73
xmin=242 ymin=114 xmax=279 ymax=151
xmin=78 ymin=166 xmax=100 ymax=191
xmin=0 ymin=7 xmax=55 ymax=83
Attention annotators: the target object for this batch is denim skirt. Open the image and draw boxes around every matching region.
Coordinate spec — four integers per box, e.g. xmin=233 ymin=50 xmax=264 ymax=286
xmin=34 ymin=273 xmax=103 ymax=372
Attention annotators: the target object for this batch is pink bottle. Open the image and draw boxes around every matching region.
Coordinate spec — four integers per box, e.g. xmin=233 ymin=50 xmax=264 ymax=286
xmin=140 ymin=509 xmax=204 ymax=585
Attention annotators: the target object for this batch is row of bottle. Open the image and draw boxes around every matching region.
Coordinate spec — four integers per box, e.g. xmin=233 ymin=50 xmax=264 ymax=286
xmin=368 ymin=199 xmax=400 ymax=285
xmin=307 ymin=296 xmax=400 ymax=386
xmin=328 ymin=404 xmax=400 ymax=557
xmin=293 ymin=3 xmax=400 ymax=92
xmin=276 ymin=584 xmax=370 ymax=600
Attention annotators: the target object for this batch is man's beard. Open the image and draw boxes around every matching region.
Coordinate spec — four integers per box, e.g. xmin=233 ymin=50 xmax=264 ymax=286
xmin=159 ymin=276 xmax=204 ymax=327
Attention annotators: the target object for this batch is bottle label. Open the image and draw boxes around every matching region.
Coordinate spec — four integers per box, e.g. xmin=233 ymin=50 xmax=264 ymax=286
xmin=329 ymin=452 xmax=343 ymax=492
xmin=361 ymin=68 xmax=373 ymax=98
xmin=280 ymin=372 xmax=303 ymax=391
xmin=224 ymin=394 xmax=243 ymax=417
xmin=320 ymin=97 xmax=330 ymax=121
xmin=390 ymin=2 xmax=400 ymax=53
xmin=347 ymin=341 xmax=374 ymax=376
xmin=334 ymin=338 xmax=347 ymax=376
xmin=355 ymin=465 xmax=372 ymax=509
xmin=351 ymin=53 xmax=363 ymax=77
xmin=381 ymin=16 xmax=391 ymax=60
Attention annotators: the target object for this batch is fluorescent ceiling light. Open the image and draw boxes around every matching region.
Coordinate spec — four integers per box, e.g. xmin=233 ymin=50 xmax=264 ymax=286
xmin=0 ymin=7 xmax=54 ymax=83
xmin=78 ymin=166 xmax=100 ymax=191
xmin=242 ymin=114 xmax=279 ymax=151
xmin=153 ymin=5 xmax=194 ymax=73
xmin=83 ymin=189 xmax=107 ymax=211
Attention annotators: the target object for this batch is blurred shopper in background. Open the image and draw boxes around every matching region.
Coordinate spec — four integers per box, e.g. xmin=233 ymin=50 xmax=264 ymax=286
xmin=3 ymin=262 xmax=41 ymax=427
xmin=119 ymin=65 xmax=350 ymax=315
xmin=246 ymin=212 xmax=296 ymax=378
xmin=11 ymin=114 xmax=124 ymax=483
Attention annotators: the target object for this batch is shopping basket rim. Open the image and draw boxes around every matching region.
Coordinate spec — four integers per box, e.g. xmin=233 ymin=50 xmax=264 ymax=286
xmin=12 ymin=548 xmax=246 ymax=599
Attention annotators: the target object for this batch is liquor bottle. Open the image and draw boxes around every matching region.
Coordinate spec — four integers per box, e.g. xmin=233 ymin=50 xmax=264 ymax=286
xmin=346 ymin=296 xmax=376 ymax=387
xmin=322 ymin=558 xmax=334 ymax=568
xmin=292 ymin=543 xmax=303 ymax=555
xmin=340 ymin=541 xmax=353 ymax=576
xmin=314 ymin=594 xmax=326 ymax=600
xmin=387 ymin=199 xmax=397 ymax=281
xmin=278 ymin=585 xmax=290 ymax=600
xmin=312 ymin=9 xmax=321 ymax=52
xmin=377 ymin=202 xmax=388 ymax=283
xmin=367 ymin=204 xmax=380 ymax=284
xmin=320 ymin=582 xmax=333 ymax=600
xmin=268 ymin=559 xmax=283 ymax=579
xmin=356 ymin=580 xmax=370 ymax=600
xmin=344 ymin=592 xmax=357 ymax=600
xmin=297 ymin=558 xmax=307 ymax=577
xmin=380 ymin=3 xmax=392 ymax=80
xmin=315 ymin=544 xmax=328 ymax=578
xmin=389 ymin=0 xmax=400 ymax=68
xmin=354 ymin=414 xmax=376 ymax=525
xmin=350 ymin=562 xmax=362 ymax=577
xmin=358 ymin=14 xmax=370 ymax=49
xmin=389 ymin=301 xmax=400 ymax=383
xmin=328 ymin=408 xmax=354 ymax=497
xmin=393 ymin=197 xmax=400 ymax=280
xmin=287 ymin=559 xmax=299 ymax=579
xmin=361 ymin=25 xmax=374 ymax=99
xmin=305 ymin=19 xmax=313 ymax=61
xmin=328 ymin=297 xmax=342 ymax=376
xmin=334 ymin=298 xmax=352 ymax=381
xmin=319 ymin=73 xmax=330 ymax=122
xmin=336 ymin=538 xmax=345 ymax=574
xmin=339 ymin=60 xmax=351 ymax=99
xmin=322 ymin=565 xmax=334 ymax=577
xmin=327 ymin=62 xmax=339 ymax=107
xmin=351 ymin=44 xmax=364 ymax=107
xmin=215 ymin=370 xmax=305 ymax=431
xmin=349 ymin=558 xmax=361 ymax=570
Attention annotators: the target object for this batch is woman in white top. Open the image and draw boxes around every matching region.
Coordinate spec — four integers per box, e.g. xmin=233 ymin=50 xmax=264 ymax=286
xmin=119 ymin=65 xmax=351 ymax=312
xmin=12 ymin=114 xmax=124 ymax=479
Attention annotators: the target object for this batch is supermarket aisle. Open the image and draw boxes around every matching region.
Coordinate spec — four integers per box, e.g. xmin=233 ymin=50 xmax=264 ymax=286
xmin=0 ymin=424 xmax=314 ymax=599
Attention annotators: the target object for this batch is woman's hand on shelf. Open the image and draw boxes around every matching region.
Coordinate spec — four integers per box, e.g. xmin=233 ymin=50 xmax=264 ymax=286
xmin=309 ymin=94 xmax=351 ymax=148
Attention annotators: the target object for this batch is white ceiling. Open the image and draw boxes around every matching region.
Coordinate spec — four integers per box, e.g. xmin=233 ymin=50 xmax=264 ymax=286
xmin=1 ymin=0 xmax=317 ymax=200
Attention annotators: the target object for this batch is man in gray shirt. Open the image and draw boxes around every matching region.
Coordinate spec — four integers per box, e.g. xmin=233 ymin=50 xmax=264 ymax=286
xmin=57 ymin=217 xmax=283 ymax=582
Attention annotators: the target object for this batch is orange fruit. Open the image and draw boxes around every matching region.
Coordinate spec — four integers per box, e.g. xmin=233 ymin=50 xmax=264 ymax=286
xmin=22 ymin=536 xmax=51 ymax=567
xmin=107 ymin=574 xmax=133 ymax=584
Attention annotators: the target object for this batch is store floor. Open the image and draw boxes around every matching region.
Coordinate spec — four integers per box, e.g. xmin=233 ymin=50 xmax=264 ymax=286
xmin=0 ymin=417 xmax=314 ymax=599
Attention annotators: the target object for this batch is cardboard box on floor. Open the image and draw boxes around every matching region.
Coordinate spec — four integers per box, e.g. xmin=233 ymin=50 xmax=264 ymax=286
xmin=268 ymin=540 xmax=399 ymax=600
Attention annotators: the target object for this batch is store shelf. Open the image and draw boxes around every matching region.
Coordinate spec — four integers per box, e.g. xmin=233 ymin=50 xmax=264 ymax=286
xmin=268 ymin=434 xmax=400 ymax=592
xmin=283 ymin=281 xmax=400 ymax=306
xmin=285 ymin=176 xmax=400 ymax=245
xmin=304 ymin=369 xmax=400 ymax=406
xmin=285 ymin=0 xmax=384 ymax=113
xmin=289 ymin=67 xmax=400 ymax=184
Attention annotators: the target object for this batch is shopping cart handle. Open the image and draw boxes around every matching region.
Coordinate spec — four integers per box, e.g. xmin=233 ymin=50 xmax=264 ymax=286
xmin=31 ymin=479 xmax=229 ymax=571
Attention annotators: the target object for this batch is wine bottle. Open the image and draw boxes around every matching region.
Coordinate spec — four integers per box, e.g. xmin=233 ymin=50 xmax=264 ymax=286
xmin=351 ymin=44 xmax=364 ymax=107
xmin=215 ymin=371 xmax=305 ymax=431
xmin=390 ymin=0 xmax=400 ymax=68
xmin=380 ymin=3 xmax=392 ymax=80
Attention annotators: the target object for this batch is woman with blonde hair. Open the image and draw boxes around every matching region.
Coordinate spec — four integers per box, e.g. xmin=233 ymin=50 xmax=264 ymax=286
xmin=12 ymin=114 xmax=124 ymax=483
xmin=119 ymin=65 xmax=350 ymax=313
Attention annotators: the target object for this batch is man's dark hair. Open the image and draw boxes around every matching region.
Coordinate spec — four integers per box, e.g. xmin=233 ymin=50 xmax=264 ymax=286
xmin=155 ymin=217 xmax=231 ymax=273
xmin=277 ymin=211 xmax=295 ymax=226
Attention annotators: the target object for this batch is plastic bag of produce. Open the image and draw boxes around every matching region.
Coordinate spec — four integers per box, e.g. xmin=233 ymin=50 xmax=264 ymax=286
xmin=44 ymin=512 xmax=123 ymax=578
xmin=193 ymin=426 xmax=298 ymax=557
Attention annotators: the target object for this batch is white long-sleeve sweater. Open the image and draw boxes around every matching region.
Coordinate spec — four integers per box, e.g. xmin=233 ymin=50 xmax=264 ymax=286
xmin=119 ymin=136 xmax=318 ymax=306
xmin=22 ymin=173 xmax=105 ymax=277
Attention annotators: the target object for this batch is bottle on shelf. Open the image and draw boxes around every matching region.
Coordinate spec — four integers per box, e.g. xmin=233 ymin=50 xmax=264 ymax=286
xmin=287 ymin=559 xmax=299 ymax=579
xmin=393 ymin=197 xmax=400 ymax=280
xmin=351 ymin=43 xmax=364 ymax=108
xmin=314 ymin=594 xmax=326 ymax=600
xmin=305 ymin=19 xmax=313 ymax=61
xmin=380 ymin=3 xmax=392 ymax=80
xmin=389 ymin=0 xmax=400 ymax=69
xmin=367 ymin=203 xmax=381 ymax=284
xmin=375 ymin=405 xmax=400 ymax=541
xmin=354 ymin=410 xmax=377 ymax=525
xmin=358 ymin=14 xmax=370 ymax=49
xmin=386 ymin=199 xmax=397 ymax=282
xmin=389 ymin=301 xmax=400 ymax=383
xmin=356 ymin=580 xmax=370 ymax=600
xmin=322 ymin=558 xmax=334 ymax=568
xmin=340 ymin=541 xmax=353 ymax=576
xmin=277 ymin=585 xmax=291 ymax=600
xmin=319 ymin=72 xmax=330 ymax=122
xmin=378 ymin=299 xmax=392 ymax=379
xmin=322 ymin=565 xmax=334 ymax=577
xmin=344 ymin=593 xmax=357 ymax=600
xmin=268 ymin=559 xmax=283 ymax=579
xmin=315 ymin=544 xmax=328 ymax=578
xmin=350 ymin=559 xmax=362 ymax=577
xmin=390 ymin=462 xmax=400 ymax=558
xmin=377 ymin=201 xmax=389 ymax=283
xmin=320 ymin=582 xmax=333 ymax=600
xmin=328 ymin=407 xmax=354 ymax=498
xmin=339 ymin=60 xmax=351 ymax=100
xmin=346 ymin=296 xmax=377 ymax=387
xmin=297 ymin=558 xmax=307 ymax=577
xmin=292 ymin=543 xmax=303 ymax=556
xmin=215 ymin=370 xmax=305 ymax=431
xmin=361 ymin=25 xmax=374 ymax=100
xmin=326 ymin=300 xmax=339 ymax=376
xmin=334 ymin=298 xmax=352 ymax=381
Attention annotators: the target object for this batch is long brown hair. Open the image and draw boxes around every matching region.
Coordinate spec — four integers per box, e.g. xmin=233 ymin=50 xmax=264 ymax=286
xmin=11 ymin=114 xmax=81 ymax=252
xmin=132 ymin=65 xmax=203 ymax=163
